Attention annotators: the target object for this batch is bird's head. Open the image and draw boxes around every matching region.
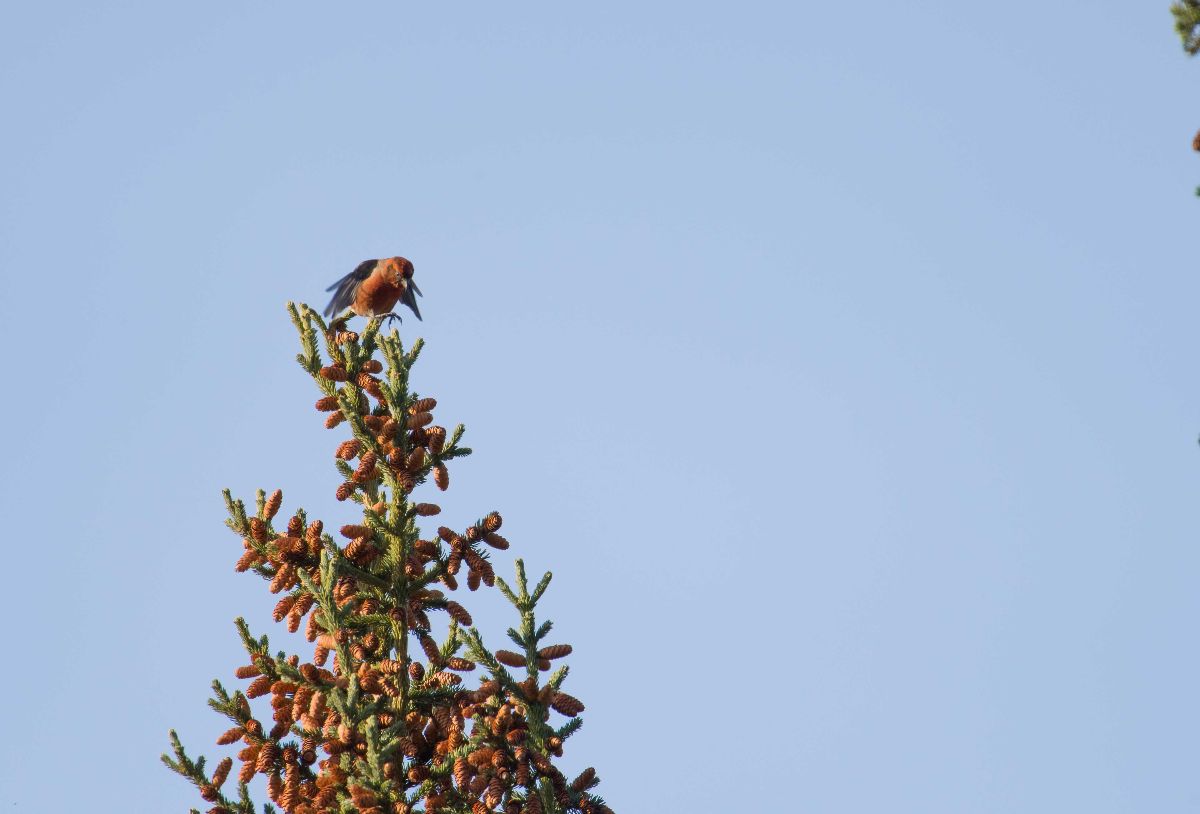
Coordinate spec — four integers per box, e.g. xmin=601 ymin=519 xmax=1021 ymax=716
xmin=379 ymin=256 xmax=414 ymax=285
xmin=382 ymin=256 xmax=422 ymax=320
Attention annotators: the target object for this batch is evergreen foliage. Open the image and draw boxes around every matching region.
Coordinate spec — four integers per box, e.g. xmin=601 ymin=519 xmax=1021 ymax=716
xmin=1172 ymin=0 xmax=1200 ymax=54
xmin=163 ymin=304 xmax=612 ymax=814
xmin=1171 ymin=2 xmax=1200 ymax=193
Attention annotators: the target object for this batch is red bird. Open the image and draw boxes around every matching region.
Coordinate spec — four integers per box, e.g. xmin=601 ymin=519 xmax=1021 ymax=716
xmin=323 ymin=257 xmax=423 ymax=322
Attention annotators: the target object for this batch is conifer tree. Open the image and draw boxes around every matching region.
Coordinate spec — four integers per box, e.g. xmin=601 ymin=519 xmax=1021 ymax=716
xmin=1172 ymin=2 xmax=1200 ymax=191
xmin=1172 ymin=0 xmax=1200 ymax=54
xmin=163 ymin=304 xmax=613 ymax=814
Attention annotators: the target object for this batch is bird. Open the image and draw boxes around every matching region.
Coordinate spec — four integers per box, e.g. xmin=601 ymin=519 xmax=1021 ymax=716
xmin=323 ymin=257 xmax=423 ymax=323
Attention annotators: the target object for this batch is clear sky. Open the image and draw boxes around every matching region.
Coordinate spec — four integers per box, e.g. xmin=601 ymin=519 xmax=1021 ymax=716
xmin=1 ymin=3 xmax=1197 ymax=812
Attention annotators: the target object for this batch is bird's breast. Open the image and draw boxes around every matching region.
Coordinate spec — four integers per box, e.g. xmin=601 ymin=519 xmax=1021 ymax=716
xmin=354 ymin=274 xmax=402 ymax=316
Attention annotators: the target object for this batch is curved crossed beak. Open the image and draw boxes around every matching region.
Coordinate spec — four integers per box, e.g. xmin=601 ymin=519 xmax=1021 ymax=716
xmin=402 ymin=280 xmax=423 ymax=320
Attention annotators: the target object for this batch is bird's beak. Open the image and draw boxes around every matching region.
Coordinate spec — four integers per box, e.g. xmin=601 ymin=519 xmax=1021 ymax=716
xmin=402 ymin=281 xmax=423 ymax=320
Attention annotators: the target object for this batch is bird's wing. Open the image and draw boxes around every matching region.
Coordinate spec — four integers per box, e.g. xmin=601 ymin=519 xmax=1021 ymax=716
xmin=323 ymin=259 xmax=377 ymax=317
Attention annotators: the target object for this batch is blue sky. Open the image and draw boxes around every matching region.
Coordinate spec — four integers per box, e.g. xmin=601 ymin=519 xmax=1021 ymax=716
xmin=1 ymin=2 xmax=1198 ymax=811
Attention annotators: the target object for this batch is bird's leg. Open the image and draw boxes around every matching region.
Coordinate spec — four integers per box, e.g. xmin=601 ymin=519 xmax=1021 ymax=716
xmin=378 ymin=312 xmax=403 ymax=327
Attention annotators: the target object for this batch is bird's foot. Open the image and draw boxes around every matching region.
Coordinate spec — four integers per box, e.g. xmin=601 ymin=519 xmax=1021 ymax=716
xmin=377 ymin=312 xmax=403 ymax=327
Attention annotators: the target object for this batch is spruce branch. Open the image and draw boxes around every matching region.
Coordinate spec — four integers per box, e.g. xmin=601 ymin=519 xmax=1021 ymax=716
xmin=1171 ymin=2 xmax=1200 ymax=193
xmin=1173 ymin=0 xmax=1200 ymax=53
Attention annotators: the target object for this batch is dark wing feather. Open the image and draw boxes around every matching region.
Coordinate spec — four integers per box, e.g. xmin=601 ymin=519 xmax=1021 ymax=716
xmin=323 ymin=259 xmax=377 ymax=317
